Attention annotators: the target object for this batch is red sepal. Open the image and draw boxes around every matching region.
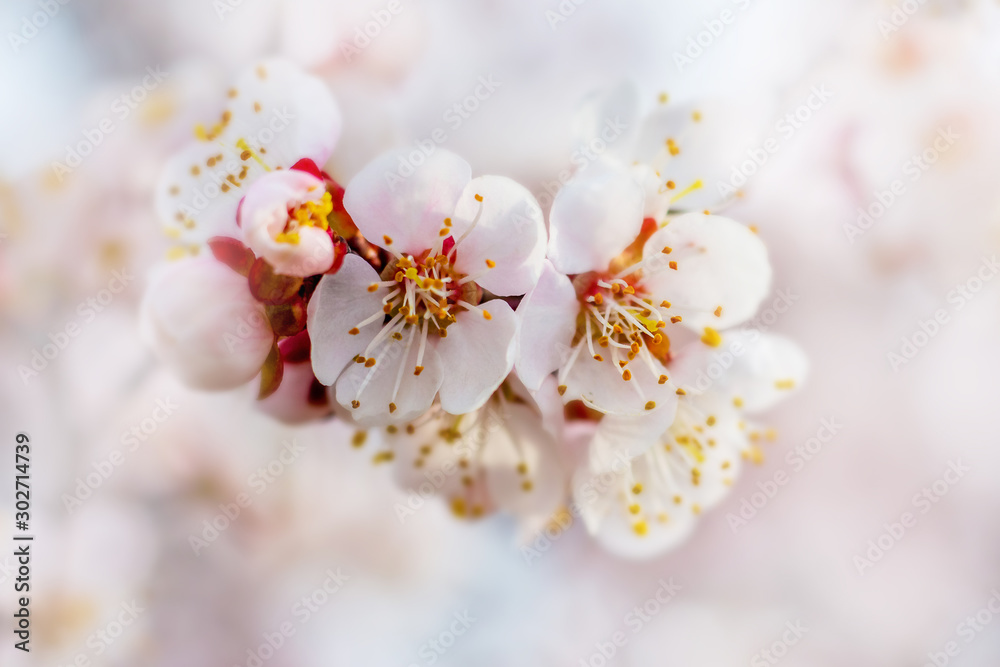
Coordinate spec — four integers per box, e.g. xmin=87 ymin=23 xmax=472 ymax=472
xmin=249 ymin=258 xmax=303 ymax=304
xmin=266 ymin=298 xmax=308 ymax=337
xmin=290 ymin=158 xmax=330 ymax=181
xmin=207 ymin=236 xmax=256 ymax=276
xmin=278 ymin=330 xmax=312 ymax=363
xmin=326 ymin=238 xmax=349 ymax=275
xmin=258 ymin=340 xmax=284 ymax=400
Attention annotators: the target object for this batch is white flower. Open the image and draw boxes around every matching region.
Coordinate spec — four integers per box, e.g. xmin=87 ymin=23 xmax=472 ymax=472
xmin=239 ymin=167 xmax=337 ymax=277
xmin=140 ymin=257 xmax=274 ymax=390
xmin=155 ymin=58 xmax=341 ymax=253
xmin=573 ymin=81 xmax=772 ymax=217
xmin=308 ymin=148 xmax=546 ymax=425
xmin=516 ymin=163 xmax=772 ymax=422
xmin=575 ymin=331 xmax=808 ymax=559
xmin=382 ymin=377 xmax=567 ymax=524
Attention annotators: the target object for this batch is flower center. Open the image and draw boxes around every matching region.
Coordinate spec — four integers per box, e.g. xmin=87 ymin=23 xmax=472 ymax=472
xmin=345 ymin=249 xmax=493 ymax=413
xmin=385 ymin=385 xmax=537 ymax=519
xmin=619 ymin=407 xmax=733 ymax=536
xmin=368 ymin=250 xmax=489 ymax=332
xmin=275 ymin=191 xmax=333 ymax=245
xmin=557 ymin=272 xmax=673 ymax=409
xmin=344 ymin=197 xmax=500 ymax=411
xmin=583 ymin=275 xmax=671 ymax=351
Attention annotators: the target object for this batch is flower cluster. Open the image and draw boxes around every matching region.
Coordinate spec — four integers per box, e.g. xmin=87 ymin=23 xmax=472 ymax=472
xmin=142 ymin=60 xmax=807 ymax=558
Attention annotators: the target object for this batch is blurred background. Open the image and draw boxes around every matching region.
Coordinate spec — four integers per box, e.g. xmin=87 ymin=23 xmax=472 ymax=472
xmin=3 ymin=0 xmax=1000 ymax=664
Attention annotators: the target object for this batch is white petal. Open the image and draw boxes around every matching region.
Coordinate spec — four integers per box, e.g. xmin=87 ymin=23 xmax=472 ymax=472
xmin=632 ymin=163 xmax=672 ymax=221
xmin=562 ymin=350 xmax=677 ymax=418
xmin=548 ymin=159 xmax=645 ymax=275
xmin=560 ymin=420 xmax=600 ymax=480
xmin=389 ymin=409 xmax=472 ymax=499
xmin=336 ymin=327 xmax=444 ymax=426
xmin=632 ymin=98 xmax=772 ymax=212
xmin=492 ymin=373 xmax=571 ymax=451
xmin=571 ymin=455 xmax=697 ymax=560
xmin=240 ymin=169 xmax=333 ymax=277
xmin=451 ymin=176 xmax=546 ymax=296
xmin=531 ymin=375 xmax=569 ymax=444
xmin=591 ymin=492 xmax=698 ymax=560
xmin=514 ymin=261 xmax=579 ymax=392
xmin=387 ymin=408 xmax=495 ymax=517
xmin=278 ymin=226 xmax=335 ymax=277
xmin=590 ymin=410 xmax=677 ymax=464
xmin=437 ymin=300 xmax=517 ymax=415
xmin=140 ymin=257 xmax=272 ymax=390
xmin=343 ymin=148 xmax=471 ymax=255
xmin=225 ymin=58 xmax=341 ymax=170
xmin=572 ymin=458 xmax=618 ymax=535
xmin=671 ymin=332 xmax=808 ymax=413
xmin=156 ymin=58 xmax=340 ymax=246
xmin=482 ymin=403 xmax=565 ymax=521
xmin=667 ymin=401 xmax=746 ymax=511
xmin=307 ymin=254 xmax=386 ymax=385
xmin=155 ymin=141 xmax=247 ymax=245
xmin=641 ymin=212 xmax=771 ymax=330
